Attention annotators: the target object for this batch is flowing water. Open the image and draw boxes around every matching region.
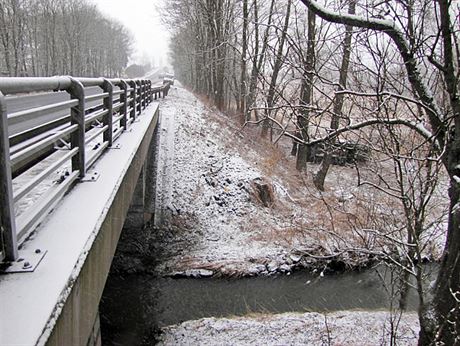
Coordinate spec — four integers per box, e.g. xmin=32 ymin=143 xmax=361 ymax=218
xmin=99 ymin=264 xmax=437 ymax=345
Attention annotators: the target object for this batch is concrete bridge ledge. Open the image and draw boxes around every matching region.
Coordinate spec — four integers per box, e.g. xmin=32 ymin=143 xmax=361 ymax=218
xmin=0 ymin=103 xmax=159 ymax=346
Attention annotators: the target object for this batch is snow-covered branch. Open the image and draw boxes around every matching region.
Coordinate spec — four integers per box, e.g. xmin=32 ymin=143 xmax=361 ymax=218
xmin=298 ymin=0 xmax=446 ymax=151
xmin=307 ymin=118 xmax=435 ymax=146
xmin=335 ymin=89 xmax=438 ymax=118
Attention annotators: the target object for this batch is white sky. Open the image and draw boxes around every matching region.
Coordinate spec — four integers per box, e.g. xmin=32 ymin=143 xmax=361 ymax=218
xmin=89 ymin=0 xmax=170 ymax=67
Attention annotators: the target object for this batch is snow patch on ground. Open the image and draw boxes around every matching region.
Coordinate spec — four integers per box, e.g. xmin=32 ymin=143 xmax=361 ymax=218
xmin=157 ymin=311 xmax=419 ymax=346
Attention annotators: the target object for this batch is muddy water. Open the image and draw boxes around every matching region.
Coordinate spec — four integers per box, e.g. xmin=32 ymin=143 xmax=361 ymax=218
xmin=99 ymin=265 xmax=437 ymax=345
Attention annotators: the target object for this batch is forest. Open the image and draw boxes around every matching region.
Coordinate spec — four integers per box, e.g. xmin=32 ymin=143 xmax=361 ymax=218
xmin=0 ymin=0 xmax=132 ymax=77
xmin=163 ymin=0 xmax=460 ymax=344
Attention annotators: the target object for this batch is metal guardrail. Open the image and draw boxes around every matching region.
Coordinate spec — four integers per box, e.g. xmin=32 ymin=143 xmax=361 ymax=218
xmin=0 ymin=76 xmax=171 ymax=264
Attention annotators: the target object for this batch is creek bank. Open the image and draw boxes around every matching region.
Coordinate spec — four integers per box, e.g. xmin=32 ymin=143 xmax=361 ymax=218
xmin=110 ymin=221 xmax=382 ymax=278
xmin=110 ymin=84 xmax=444 ymax=279
xmin=110 ymin=220 xmax=436 ymax=278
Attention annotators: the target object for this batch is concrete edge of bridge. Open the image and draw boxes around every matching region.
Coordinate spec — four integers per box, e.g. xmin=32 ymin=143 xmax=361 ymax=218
xmin=0 ymin=103 xmax=160 ymax=346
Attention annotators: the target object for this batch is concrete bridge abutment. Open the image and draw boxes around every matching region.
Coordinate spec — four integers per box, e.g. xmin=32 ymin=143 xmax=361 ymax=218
xmin=124 ymin=119 xmax=159 ymax=230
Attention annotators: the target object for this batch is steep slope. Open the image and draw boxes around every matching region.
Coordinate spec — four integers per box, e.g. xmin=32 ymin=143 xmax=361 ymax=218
xmin=127 ymin=83 xmax=447 ymax=277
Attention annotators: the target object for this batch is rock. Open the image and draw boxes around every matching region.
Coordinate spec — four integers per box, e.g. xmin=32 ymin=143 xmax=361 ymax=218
xmin=267 ymin=261 xmax=279 ymax=272
xmin=279 ymin=264 xmax=291 ymax=272
xmin=198 ymin=269 xmax=214 ymax=277
xmin=247 ymin=264 xmax=267 ymax=276
xmin=289 ymin=254 xmax=302 ymax=263
xmin=170 ymin=271 xmax=186 ymax=277
xmin=185 ymin=269 xmax=214 ymax=277
xmin=207 ymin=234 xmax=220 ymax=241
xmin=250 ymin=178 xmax=275 ymax=207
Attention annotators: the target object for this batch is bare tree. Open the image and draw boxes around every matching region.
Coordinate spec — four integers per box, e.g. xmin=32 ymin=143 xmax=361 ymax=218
xmin=298 ymin=0 xmax=460 ymax=343
xmin=261 ymin=0 xmax=292 ymax=139
xmin=246 ymin=0 xmax=276 ymax=121
xmin=313 ymin=0 xmax=356 ymax=190
xmin=295 ymin=8 xmax=316 ymax=171
xmin=0 ymin=0 xmax=133 ymax=78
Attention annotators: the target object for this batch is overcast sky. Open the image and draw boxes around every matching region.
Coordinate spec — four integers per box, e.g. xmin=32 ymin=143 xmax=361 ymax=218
xmin=89 ymin=0 xmax=170 ymax=67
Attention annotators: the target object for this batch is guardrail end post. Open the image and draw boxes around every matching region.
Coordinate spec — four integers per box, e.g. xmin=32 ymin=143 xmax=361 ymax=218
xmin=67 ymin=78 xmax=86 ymax=178
xmin=0 ymin=92 xmax=18 ymax=261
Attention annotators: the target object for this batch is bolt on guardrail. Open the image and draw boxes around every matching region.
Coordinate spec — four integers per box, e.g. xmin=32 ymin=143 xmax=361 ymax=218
xmin=0 ymin=76 xmax=172 ymax=267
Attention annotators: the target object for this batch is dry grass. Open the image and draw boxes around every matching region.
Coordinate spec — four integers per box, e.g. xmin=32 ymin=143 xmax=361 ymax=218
xmin=250 ymin=225 xmax=310 ymax=247
xmin=182 ymin=89 xmax=449 ymax=268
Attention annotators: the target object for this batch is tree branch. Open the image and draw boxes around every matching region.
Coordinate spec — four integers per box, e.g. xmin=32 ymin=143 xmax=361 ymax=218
xmin=335 ymin=89 xmax=438 ymax=116
xmin=298 ymin=0 xmax=446 ymax=151
xmin=308 ymin=118 xmax=435 ymax=146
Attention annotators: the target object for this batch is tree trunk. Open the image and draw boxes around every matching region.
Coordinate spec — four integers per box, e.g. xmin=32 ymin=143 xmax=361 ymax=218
xmin=246 ymin=0 xmax=275 ymax=122
xmin=238 ymin=0 xmax=248 ymax=120
xmin=296 ymin=9 xmax=315 ymax=171
xmin=261 ymin=0 xmax=291 ymax=138
xmin=313 ymin=0 xmax=355 ymax=190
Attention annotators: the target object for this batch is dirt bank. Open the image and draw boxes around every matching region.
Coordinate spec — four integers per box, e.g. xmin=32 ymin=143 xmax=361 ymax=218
xmin=111 ymin=84 xmax=446 ymax=278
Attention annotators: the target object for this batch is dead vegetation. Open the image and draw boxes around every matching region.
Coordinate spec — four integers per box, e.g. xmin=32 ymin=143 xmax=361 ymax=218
xmin=200 ymin=99 xmax=448 ymax=264
xmin=148 ymin=87 xmax=448 ymax=279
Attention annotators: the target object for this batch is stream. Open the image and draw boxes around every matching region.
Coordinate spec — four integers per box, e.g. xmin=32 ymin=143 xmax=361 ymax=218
xmin=99 ymin=264 xmax=437 ymax=345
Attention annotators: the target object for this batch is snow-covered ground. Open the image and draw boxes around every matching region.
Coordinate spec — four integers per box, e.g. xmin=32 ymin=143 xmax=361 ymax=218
xmin=146 ymin=84 xmax=447 ymax=278
xmin=104 ymin=84 xmax=446 ymax=345
xmin=151 ymin=84 xmax=314 ymax=276
xmin=157 ymin=311 xmax=419 ymax=345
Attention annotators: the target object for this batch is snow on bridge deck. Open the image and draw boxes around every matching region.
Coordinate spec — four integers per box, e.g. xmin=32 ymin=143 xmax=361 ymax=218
xmin=0 ymin=101 xmax=159 ymax=345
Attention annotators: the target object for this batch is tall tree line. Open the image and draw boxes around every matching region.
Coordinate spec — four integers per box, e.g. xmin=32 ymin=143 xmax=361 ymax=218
xmin=165 ymin=0 xmax=295 ymax=115
xmin=0 ymin=0 xmax=133 ymax=77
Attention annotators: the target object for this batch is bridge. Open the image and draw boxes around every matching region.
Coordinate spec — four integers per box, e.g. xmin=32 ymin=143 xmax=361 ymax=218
xmin=0 ymin=76 xmax=171 ymax=345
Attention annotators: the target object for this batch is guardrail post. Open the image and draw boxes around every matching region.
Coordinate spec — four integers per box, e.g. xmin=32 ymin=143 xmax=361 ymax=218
xmin=117 ymin=80 xmax=129 ymax=131
xmin=102 ymin=79 xmax=114 ymax=147
xmin=141 ymin=80 xmax=146 ymax=110
xmin=128 ymin=80 xmax=137 ymax=122
xmin=0 ymin=92 xmax=18 ymax=261
xmin=68 ymin=78 xmax=86 ymax=178
xmin=148 ymin=81 xmax=153 ymax=103
xmin=136 ymin=80 xmax=142 ymax=115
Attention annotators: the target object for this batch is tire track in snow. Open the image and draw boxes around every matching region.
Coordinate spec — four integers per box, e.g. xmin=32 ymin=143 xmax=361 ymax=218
xmin=154 ymin=91 xmax=176 ymax=227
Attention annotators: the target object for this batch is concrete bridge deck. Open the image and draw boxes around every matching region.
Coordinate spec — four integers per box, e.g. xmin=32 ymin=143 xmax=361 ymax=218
xmin=0 ymin=101 xmax=159 ymax=346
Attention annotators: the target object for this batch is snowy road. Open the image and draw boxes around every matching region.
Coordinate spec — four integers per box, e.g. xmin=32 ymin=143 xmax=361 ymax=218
xmin=153 ymin=87 xmax=176 ymax=227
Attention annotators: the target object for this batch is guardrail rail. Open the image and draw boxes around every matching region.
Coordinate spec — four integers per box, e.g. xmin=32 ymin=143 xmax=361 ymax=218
xmin=0 ymin=76 xmax=171 ymax=265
